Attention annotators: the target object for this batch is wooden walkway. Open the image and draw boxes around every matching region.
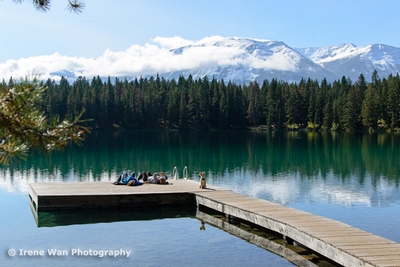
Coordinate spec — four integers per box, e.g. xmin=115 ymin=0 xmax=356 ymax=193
xmin=196 ymin=208 xmax=320 ymax=267
xmin=29 ymin=180 xmax=400 ymax=267
xmin=195 ymin=190 xmax=400 ymax=267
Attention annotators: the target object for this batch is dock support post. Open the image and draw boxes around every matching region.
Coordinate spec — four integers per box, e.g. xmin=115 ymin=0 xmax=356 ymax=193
xmin=283 ymin=235 xmax=294 ymax=245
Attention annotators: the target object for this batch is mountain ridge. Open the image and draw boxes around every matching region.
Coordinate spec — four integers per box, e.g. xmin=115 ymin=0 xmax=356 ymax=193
xmin=151 ymin=37 xmax=400 ymax=83
xmin=163 ymin=37 xmax=339 ymax=84
xmin=42 ymin=37 xmax=400 ymax=84
xmin=295 ymin=42 xmax=400 ymax=81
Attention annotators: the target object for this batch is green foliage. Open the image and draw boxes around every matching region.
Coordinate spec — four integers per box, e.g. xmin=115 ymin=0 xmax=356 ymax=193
xmin=4 ymin=71 xmax=399 ymax=135
xmin=0 ymin=79 xmax=90 ymax=164
xmin=306 ymin=121 xmax=320 ymax=130
xmin=377 ymin=119 xmax=388 ymax=130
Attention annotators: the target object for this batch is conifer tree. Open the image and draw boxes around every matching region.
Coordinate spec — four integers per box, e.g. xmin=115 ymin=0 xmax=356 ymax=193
xmin=177 ymin=76 xmax=189 ymax=128
xmin=314 ymin=78 xmax=328 ymax=128
xmin=265 ymin=79 xmax=285 ymax=128
xmin=166 ymin=79 xmax=180 ymax=128
xmin=218 ymin=80 xmax=229 ymax=129
xmin=209 ymin=78 xmax=220 ymax=128
xmin=362 ymin=84 xmax=379 ymax=130
xmin=343 ymin=74 xmax=365 ymax=130
xmin=0 ymin=79 xmax=89 ymax=164
xmin=14 ymin=0 xmax=85 ymax=13
xmin=386 ymin=74 xmax=400 ymax=129
xmin=362 ymin=71 xmax=381 ymax=131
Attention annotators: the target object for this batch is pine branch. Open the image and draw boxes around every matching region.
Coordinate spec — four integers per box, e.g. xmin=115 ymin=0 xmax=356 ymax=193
xmin=12 ymin=0 xmax=85 ymax=13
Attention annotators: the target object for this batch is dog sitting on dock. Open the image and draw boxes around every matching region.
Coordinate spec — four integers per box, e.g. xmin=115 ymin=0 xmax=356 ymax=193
xmin=199 ymin=171 xmax=206 ymax=189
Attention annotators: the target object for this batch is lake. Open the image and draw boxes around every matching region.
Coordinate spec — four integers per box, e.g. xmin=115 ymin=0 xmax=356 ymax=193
xmin=1 ymin=130 xmax=400 ymax=267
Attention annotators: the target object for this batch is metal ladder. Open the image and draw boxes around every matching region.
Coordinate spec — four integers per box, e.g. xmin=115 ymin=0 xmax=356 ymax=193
xmin=173 ymin=166 xmax=188 ymax=180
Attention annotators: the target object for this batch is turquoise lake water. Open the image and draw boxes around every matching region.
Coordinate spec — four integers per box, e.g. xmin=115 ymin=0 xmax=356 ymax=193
xmin=1 ymin=130 xmax=400 ymax=266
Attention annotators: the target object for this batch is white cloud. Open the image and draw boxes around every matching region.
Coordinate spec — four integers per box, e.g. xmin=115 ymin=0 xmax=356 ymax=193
xmin=193 ymin=35 xmax=226 ymax=45
xmin=249 ymin=53 xmax=298 ymax=71
xmin=0 ymin=36 xmax=300 ymax=81
xmin=152 ymin=36 xmax=193 ymax=49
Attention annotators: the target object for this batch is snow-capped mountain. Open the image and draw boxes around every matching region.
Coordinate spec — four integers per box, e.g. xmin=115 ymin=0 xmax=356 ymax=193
xmin=11 ymin=36 xmax=399 ymax=84
xmin=161 ymin=37 xmax=338 ymax=83
xmin=159 ymin=37 xmax=400 ymax=83
xmin=296 ymin=43 xmax=400 ymax=81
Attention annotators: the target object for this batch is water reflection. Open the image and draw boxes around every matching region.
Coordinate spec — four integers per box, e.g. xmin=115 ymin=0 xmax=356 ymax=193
xmin=31 ymin=204 xmax=196 ymax=227
xmin=1 ymin=130 xmax=400 ymax=209
xmin=2 ymin=130 xmax=400 ymax=266
xmin=29 ymin=203 xmax=333 ymax=266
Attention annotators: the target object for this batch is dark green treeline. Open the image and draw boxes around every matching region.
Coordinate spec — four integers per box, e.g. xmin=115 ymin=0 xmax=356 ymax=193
xmin=36 ymin=70 xmax=400 ymax=131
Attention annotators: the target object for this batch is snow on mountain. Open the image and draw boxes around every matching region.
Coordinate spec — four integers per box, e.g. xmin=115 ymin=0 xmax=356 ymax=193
xmin=3 ymin=36 xmax=400 ymax=84
xmin=161 ymin=38 xmax=400 ymax=83
xmin=164 ymin=37 xmax=338 ymax=83
xmin=296 ymin=43 xmax=359 ymax=64
xmin=296 ymin=43 xmax=400 ymax=81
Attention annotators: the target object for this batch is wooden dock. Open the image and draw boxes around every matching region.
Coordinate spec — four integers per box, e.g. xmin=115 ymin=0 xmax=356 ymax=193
xmin=28 ymin=179 xmax=228 ymax=211
xmin=195 ymin=190 xmax=400 ymax=267
xmin=29 ymin=180 xmax=400 ymax=267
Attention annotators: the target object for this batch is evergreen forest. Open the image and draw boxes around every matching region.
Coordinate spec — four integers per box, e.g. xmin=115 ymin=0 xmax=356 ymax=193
xmin=5 ymin=70 xmax=400 ymax=132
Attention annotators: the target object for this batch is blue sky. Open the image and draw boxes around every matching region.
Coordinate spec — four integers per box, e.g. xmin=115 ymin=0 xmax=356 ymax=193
xmin=1 ymin=0 xmax=399 ymax=79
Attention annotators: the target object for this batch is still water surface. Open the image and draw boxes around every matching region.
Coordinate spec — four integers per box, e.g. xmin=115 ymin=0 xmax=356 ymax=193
xmin=1 ymin=130 xmax=400 ymax=266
